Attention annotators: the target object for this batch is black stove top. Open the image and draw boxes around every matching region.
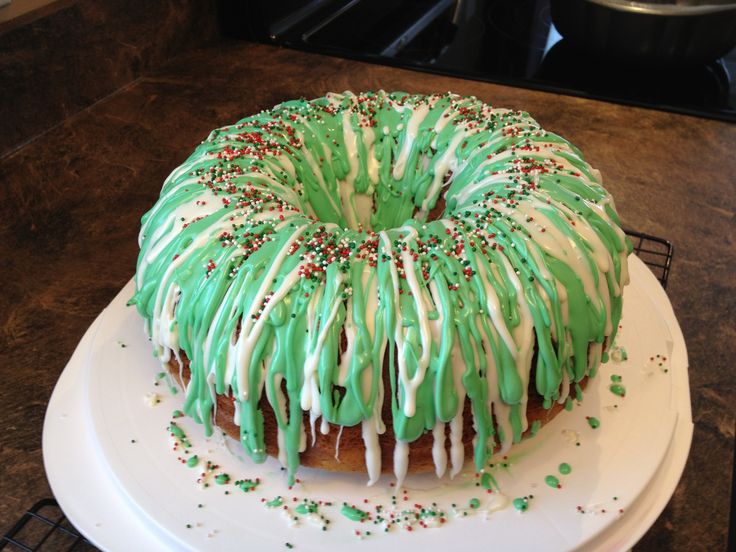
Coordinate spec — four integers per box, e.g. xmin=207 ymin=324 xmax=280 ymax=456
xmin=223 ymin=0 xmax=736 ymax=122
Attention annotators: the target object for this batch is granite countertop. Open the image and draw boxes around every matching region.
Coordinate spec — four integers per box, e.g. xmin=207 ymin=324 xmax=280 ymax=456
xmin=0 ymin=40 xmax=733 ymax=550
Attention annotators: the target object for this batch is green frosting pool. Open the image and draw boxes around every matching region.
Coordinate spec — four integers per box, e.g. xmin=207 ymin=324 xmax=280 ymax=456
xmin=131 ymin=91 xmax=631 ymax=486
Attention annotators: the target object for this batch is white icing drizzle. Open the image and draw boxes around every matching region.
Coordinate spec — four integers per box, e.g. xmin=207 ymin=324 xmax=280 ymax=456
xmin=334 ymin=425 xmax=344 ymax=462
xmin=393 ymin=103 xmax=430 ymax=180
xmin=393 ymin=439 xmax=410 ymax=489
xmin=362 ymin=416 xmax=382 ymax=485
xmin=432 ymin=421 xmax=448 ymax=478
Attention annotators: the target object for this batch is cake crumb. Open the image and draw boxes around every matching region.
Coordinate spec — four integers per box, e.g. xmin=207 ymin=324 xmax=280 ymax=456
xmin=144 ymin=392 xmax=162 ymax=407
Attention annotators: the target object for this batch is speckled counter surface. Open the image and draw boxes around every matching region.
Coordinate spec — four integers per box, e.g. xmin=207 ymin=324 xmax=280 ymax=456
xmin=0 ymin=41 xmax=733 ymax=550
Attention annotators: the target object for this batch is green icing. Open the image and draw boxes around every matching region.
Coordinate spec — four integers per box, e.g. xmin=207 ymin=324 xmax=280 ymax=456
xmin=530 ymin=419 xmax=541 ymax=436
xmin=215 ymin=473 xmax=230 ymax=485
xmin=235 ymin=478 xmax=260 ymax=492
xmin=295 ymin=501 xmax=319 ymax=515
xmin=266 ymin=496 xmax=283 ymax=508
xmin=132 ymin=91 xmax=631 ymax=484
xmin=468 ymin=497 xmax=481 ymax=509
xmin=480 ymin=471 xmax=498 ymax=490
xmin=168 ymin=422 xmax=192 ymax=448
xmin=341 ymin=503 xmax=369 ymax=521
xmin=611 ymin=345 xmax=627 ymax=361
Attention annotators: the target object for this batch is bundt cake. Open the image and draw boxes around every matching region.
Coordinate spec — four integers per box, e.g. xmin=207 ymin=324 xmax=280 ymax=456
xmin=130 ymin=91 xmax=631 ymax=486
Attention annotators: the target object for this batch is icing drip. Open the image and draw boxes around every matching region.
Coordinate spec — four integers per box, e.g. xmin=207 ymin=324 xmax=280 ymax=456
xmin=131 ymin=91 xmax=631 ymax=485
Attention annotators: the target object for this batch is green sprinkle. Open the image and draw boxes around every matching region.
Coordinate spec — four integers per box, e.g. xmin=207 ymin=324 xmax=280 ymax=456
xmin=266 ymin=496 xmax=283 ymax=508
xmin=468 ymin=498 xmax=481 ymax=509
xmin=215 ymin=473 xmax=230 ymax=485
xmin=609 ymin=383 xmax=626 ymax=397
xmin=559 ymin=463 xmax=572 ymax=475
xmin=545 ymin=475 xmax=561 ymax=488
xmin=186 ymin=455 xmax=199 ymax=468
xmin=587 ymin=416 xmax=600 ymax=429
xmin=513 ymin=497 xmax=529 ymax=512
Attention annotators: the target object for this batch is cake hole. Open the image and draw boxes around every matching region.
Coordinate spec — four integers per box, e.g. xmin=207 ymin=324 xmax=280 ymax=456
xmin=425 ymin=194 xmax=447 ymax=223
xmin=233 ymin=319 xmax=242 ymax=343
xmin=529 ymin=337 xmax=539 ymax=396
xmin=279 ymin=376 xmax=291 ymax=425
xmin=335 ymin=327 xmax=349 ymax=367
xmin=332 ymin=385 xmax=348 ymax=408
xmin=298 ymin=131 xmax=451 ymax=232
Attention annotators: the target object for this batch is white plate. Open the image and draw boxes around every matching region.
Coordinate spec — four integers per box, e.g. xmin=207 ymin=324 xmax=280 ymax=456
xmin=44 ymin=256 xmax=692 ymax=551
xmin=42 ymin=311 xmax=167 ymax=550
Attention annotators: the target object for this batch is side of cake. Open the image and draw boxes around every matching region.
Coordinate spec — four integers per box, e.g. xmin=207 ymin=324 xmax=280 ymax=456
xmin=131 ymin=91 xmax=631 ymax=486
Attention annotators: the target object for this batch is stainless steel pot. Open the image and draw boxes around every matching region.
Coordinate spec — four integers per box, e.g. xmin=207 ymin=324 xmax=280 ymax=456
xmin=550 ymin=0 xmax=736 ymax=65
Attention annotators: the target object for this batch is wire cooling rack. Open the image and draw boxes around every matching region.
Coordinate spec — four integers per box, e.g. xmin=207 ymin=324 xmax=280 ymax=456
xmin=0 ymin=499 xmax=95 ymax=551
xmin=0 ymin=230 xmax=674 ymax=551
xmin=624 ymin=229 xmax=674 ymax=289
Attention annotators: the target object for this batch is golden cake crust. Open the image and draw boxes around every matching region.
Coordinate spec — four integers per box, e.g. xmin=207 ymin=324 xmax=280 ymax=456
xmin=167 ymin=353 xmax=585 ymax=474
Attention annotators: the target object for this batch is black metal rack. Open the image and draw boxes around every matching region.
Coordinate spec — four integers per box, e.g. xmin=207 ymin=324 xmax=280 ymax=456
xmin=0 ymin=499 xmax=95 ymax=551
xmin=1 ymin=231 xmax=673 ymax=551
xmin=624 ymin=229 xmax=674 ymax=289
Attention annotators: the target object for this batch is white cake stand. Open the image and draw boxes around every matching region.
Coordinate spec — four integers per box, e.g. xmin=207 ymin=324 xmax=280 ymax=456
xmin=43 ymin=256 xmax=692 ymax=551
